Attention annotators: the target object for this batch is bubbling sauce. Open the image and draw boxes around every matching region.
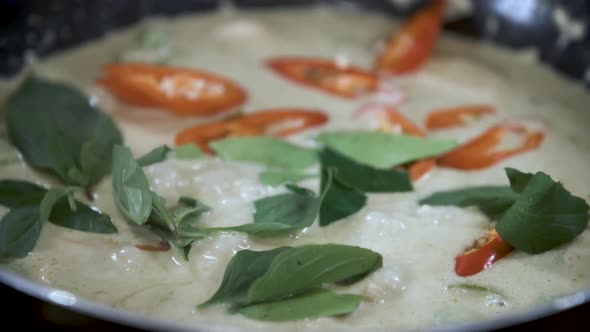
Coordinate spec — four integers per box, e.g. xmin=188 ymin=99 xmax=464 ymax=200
xmin=1 ymin=7 xmax=590 ymax=332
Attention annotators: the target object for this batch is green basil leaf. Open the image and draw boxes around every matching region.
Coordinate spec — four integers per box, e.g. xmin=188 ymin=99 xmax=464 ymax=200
xmin=0 ymin=206 xmax=43 ymax=258
xmin=136 ymin=145 xmax=171 ymax=167
xmin=0 ymin=180 xmax=116 ymax=234
xmin=112 ymin=145 xmax=152 ymax=225
xmin=199 ymin=247 xmax=292 ymax=308
xmin=173 ymin=196 xmax=210 ymax=235
xmin=39 ymin=187 xmax=77 ymax=222
xmin=319 ymin=168 xmax=367 ymax=226
xmin=419 ymin=186 xmax=518 ymax=219
xmin=0 ymin=180 xmax=46 ymax=208
xmin=316 ymin=131 xmax=456 ymax=168
xmin=248 ymin=244 xmax=382 ymax=303
xmin=319 ymin=148 xmax=412 ymax=193
xmin=210 ymin=185 xmax=320 ymax=236
xmin=173 ymin=144 xmax=203 ymax=159
xmin=238 ymin=289 xmax=362 ymax=321
xmin=5 ymin=76 xmax=123 ymax=188
xmin=210 ymin=137 xmax=316 ymax=170
xmin=259 ymin=170 xmax=315 ymax=186
xmin=49 ymin=200 xmax=117 ymax=234
xmin=496 ymin=168 xmax=590 ymax=254
xmin=505 ymin=167 xmax=535 ymax=193
xmin=149 ymin=191 xmax=174 ymax=229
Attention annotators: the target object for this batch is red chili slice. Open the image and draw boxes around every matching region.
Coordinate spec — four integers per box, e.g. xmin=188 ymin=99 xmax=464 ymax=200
xmin=98 ymin=63 xmax=247 ymax=116
xmin=265 ymin=57 xmax=378 ymax=99
xmin=175 ymin=108 xmax=329 ymax=153
xmin=455 ymin=229 xmax=514 ymax=277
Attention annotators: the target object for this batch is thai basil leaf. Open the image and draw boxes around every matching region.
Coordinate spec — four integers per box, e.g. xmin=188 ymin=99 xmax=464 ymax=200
xmin=173 ymin=144 xmax=203 ymax=159
xmin=319 ymin=168 xmax=367 ymax=226
xmin=419 ymin=186 xmax=518 ymax=219
xmin=0 ymin=180 xmax=116 ymax=234
xmin=259 ymin=170 xmax=315 ymax=186
xmin=5 ymin=76 xmax=123 ymax=188
xmin=208 ymin=185 xmax=320 ymax=236
xmin=496 ymin=168 xmax=590 ymax=254
xmin=316 ymin=131 xmax=456 ymax=168
xmin=210 ymin=137 xmax=316 ymax=170
xmin=0 ymin=206 xmax=43 ymax=258
xmin=39 ymin=187 xmax=77 ymax=223
xmin=148 ymin=192 xmax=207 ymax=260
xmin=173 ymin=196 xmax=210 ymax=235
xmin=238 ymin=289 xmax=362 ymax=321
xmin=137 ymin=145 xmax=171 ymax=167
xmin=248 ymin=244 xmax=382 ymax=303
xmin=0 ymin=180 xmax=46 ymax=208
xmin=49 ymin=200 xmax=117 ymax=234
xmin=319 ymin=148 xmax=412 ymax=193
xmin=199 ymin=247 xmax=292 ymax=308
xmin=112 ymin=145 xmax=152 ymax=225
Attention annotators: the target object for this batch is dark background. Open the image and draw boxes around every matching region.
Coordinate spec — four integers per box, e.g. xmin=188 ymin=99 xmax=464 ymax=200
xmin=1 ymin=0 xmax=589 ymax=330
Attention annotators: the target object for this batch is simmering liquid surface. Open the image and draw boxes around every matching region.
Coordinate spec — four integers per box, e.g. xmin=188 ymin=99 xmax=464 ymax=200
xmin=1 ymin=7 xmax=589 ymax=331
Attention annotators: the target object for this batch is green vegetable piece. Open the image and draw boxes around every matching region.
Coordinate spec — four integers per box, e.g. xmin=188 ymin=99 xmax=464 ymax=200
xmin=419 ymin=186 xmax=518 ymax=219
xmin=319 ymin=148 xmax=412 ymax=193
xmin=173 ymin=144 xmax=203 ymax=159
xmin=39 ymin=187 xmax=76 ymax=223
xmin=238 ymin=289 xmax=362 ymax=321
xmin=259 ymin=170 xmax=315 ymax=186
xmin=0 ymin=206 xmax=43 ymax=258
xmin=0 ymin=180 xmax=46 ymax=208
xmin=248 ymin=244 xmax=382 ymax=303
xmin=148 ymin=192 xmax=207 ymax=260
xmin=210 ymin=137 xmax=316 ymax=170
xmin=496 ymin=168 xmax=590 ymax=254
xmin=319 ymin=169 xmax=367 ymax=226
xmin=136 ymin=145 xmax=171 ymax=167
xmin=210 ymin=185 xmax=320 ymax=236
xmin=199 ymin=247 xmax=291 ymax=308
xmin=112 ymin=146 xmax=152 ymax=225
xmin=5 ymin=76 xmax=123 ymax=189
xmin=317 ymin=131 xmax=456 ymax=168
xmin=49 ymin=200 xmax=117 ymax=234
xmin=0 ymin=180 xmax=116 ymax=234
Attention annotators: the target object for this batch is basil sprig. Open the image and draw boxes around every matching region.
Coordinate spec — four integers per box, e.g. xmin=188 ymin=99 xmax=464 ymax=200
xmin=5 ymin=76 xmax=123 ymax=190
xmin=136 ymin=143 xmax=203 ymax=167
xmin=420 ymin=168 xmax=590 ymax=254
xmin=199 ymin=244 xmax=381 ymax=321
xmin=111 ymin=146 xmax=209 ymax=260
xmin=0 ymin=180 xmax=117 ymax=258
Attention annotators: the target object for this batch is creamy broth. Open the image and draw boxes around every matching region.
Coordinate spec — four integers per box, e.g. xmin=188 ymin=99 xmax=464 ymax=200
xmin=1 ymin=7 xmax=590 ymax=331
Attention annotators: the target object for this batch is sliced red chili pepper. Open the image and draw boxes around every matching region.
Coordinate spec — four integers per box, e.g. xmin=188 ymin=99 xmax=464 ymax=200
xmin=175 ymin=108 xmax=329 ymax=153
xmin=455 ymin=229 xmax=514 ymax=277
xmin=374 ymin=0 xmax=446 ymax=75
xmin=265 ymin=57 xmax=378 ymax=99
xmin=425 ymin=105 xmax=496 ymax=130
xmin=438 ymin=124 xmax=545 ymax=170
xmin=97 ymin=63 xmax=247 ymax=116
xmin=356 ymin=104 xmax=435 ymax=181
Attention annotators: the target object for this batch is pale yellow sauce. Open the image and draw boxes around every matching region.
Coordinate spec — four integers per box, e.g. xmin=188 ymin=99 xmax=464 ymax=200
xmin=1 ymin=7 xmax=590 ymax=331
